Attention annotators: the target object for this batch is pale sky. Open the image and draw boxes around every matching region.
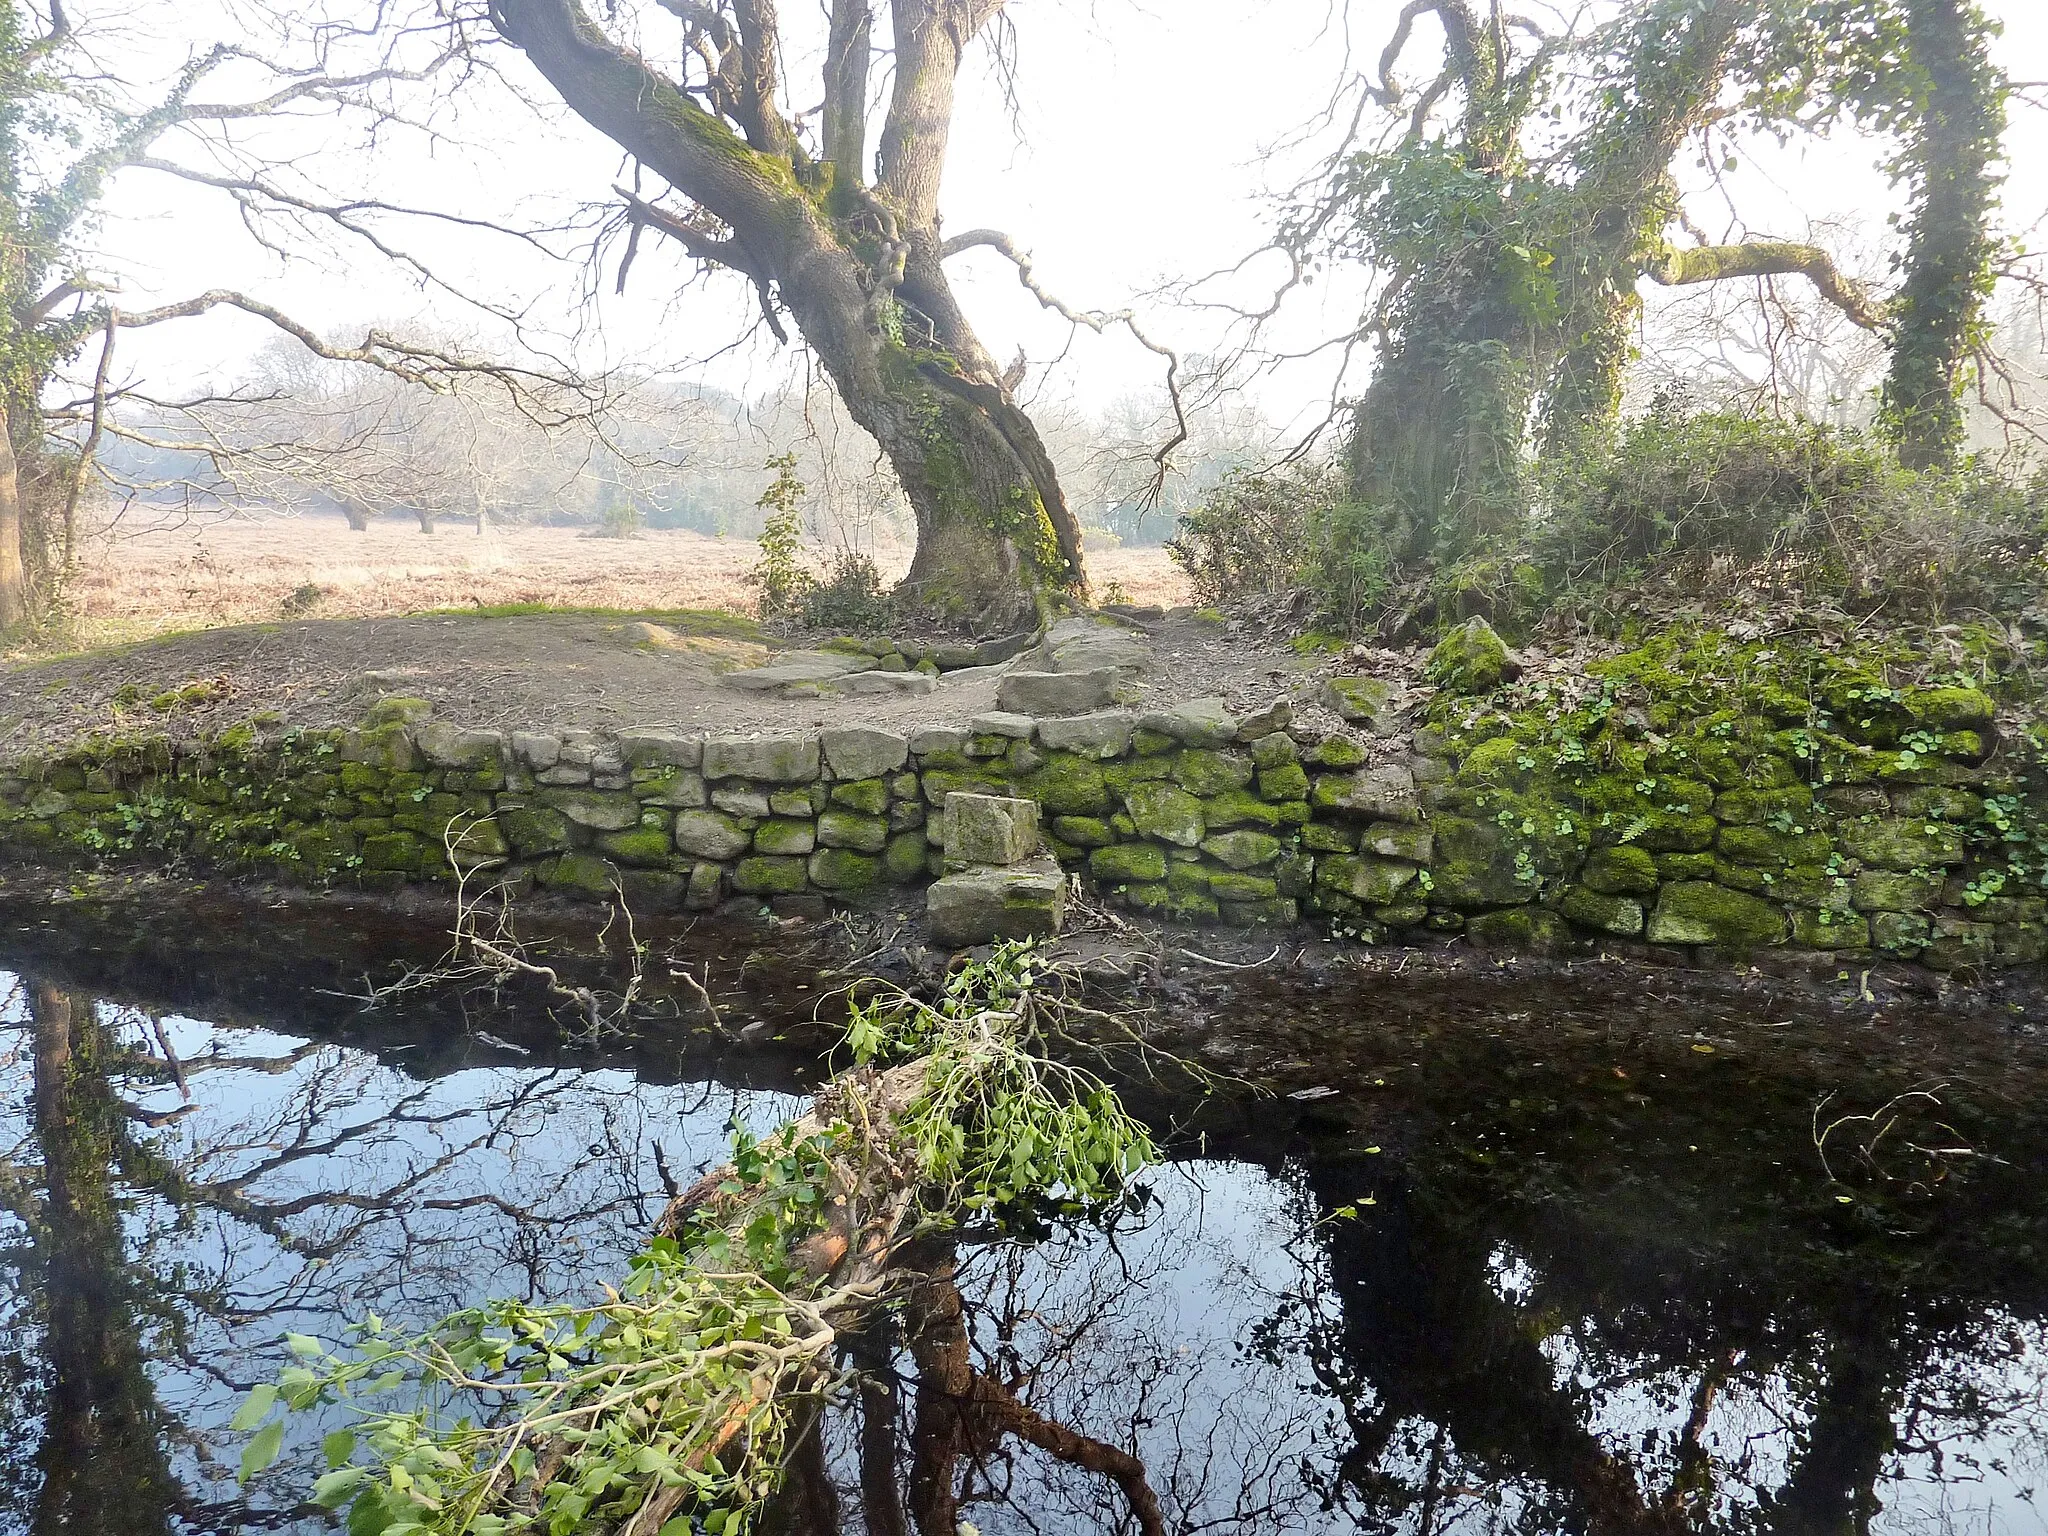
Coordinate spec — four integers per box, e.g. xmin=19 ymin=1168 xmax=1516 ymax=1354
xmin=83 ymin=0 xmax=2048 ymax=437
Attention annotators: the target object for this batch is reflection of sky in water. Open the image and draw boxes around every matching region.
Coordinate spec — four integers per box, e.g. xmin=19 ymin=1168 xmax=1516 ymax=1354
xmin=1 ymin=972 xmax=2046 ymax=1534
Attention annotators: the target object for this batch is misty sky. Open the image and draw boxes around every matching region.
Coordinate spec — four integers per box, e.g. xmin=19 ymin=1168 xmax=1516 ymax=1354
xmin=84 ymin=0 xmax=2048 ymax=435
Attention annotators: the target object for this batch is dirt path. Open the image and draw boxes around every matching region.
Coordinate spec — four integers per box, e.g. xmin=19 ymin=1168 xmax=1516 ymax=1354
xmin=0 ymin=606 xmax=1338 ymax=755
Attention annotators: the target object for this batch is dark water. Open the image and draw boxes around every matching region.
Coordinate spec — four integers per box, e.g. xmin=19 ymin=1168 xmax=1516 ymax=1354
xmin=3 ymin=893 xmax=2047 ymax=1535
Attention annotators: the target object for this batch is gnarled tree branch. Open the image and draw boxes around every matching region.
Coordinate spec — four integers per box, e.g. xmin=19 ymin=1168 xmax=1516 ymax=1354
xmin=1645 ymin=240 xmax=1886 ymax=333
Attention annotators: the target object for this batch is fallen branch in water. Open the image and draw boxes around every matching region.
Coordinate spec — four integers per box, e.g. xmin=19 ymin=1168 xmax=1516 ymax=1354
xmin=237 ymin=943 xmax=1162 ymax=1535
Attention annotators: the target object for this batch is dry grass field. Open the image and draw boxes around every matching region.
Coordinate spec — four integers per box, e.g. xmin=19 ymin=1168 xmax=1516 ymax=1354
xmin=55 ymin=514 xmax=1192 ymax=650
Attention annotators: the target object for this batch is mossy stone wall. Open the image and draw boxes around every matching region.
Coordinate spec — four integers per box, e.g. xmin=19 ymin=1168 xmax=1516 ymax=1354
xmin=1 ymin=643 xmax=2043 ymax=975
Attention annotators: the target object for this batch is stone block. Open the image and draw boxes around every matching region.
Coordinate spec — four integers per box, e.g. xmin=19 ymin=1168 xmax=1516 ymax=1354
xmin=997 ymin=668 xmax=1134 ymax=716
xmin=908 ymin=726 xmax=968 ymax=758
xmin=969 ymin=711 xmax=1037 ymax=740
xmin=540 ymin=788 xmax=641 ymax=832
xmin=635 ymin=770 xmax=706 ymax=808
xmin=1871 ymin=910 xmax=1932 ymax=955
xmin=718 ymin=651 xmax=872 ymax=691
xmin=542 ymin=850 xmax=617 ymax=900
xmin=1122 ymin=782 xmax=1206 ymax=847
xmin=820 ymin=727 xmax=910 ymax=780
xmin=1089 ymin=842 xmax=1169 ymax=883
xmin=1311 ymin=764 xmax=1419 ymax=822
xmin=1316 ymin=854 xmax=1417 ymax=905
xmin=1256 ymin=762 xmax=1311 ymax=802
xmin=927 ymin=855 xmax=1067 ymax=946
xmin=711 ymin=784 xmax=774 ymax=818
xmin=1234 ymin=698 xmax=1293 ymax=740
xmin=753 ymin=818 xmax=817 ymax=856
xmin=732 ymin=856 xmax=810 ymax=895
xmin=1175 ymin=749 xmax=1253 ymax=796
xmin=414 ymin=722 xmax=504 ymax=769
xmin=673 ymin=809 xmax=753 ymax=861
xmin=1052 ymin=815 xmax=1115 ymax=848
xmin=1201 ymin=790 xmax=1282 ymax=830
xmin=1136 ymin=698 xmax=1239 ymax=747
xmin=617 ymin=729 xmax=703 ymax=768
xmin=1426 ymin=617 xmax=1517 ymax=693
xmin=829 ymin=777 xmax=891 ymax=815
xmin=1035 ymin=711 xmax=1134 ymax=759
xmin=1200 ymin=830 xmax=1283 ymax=869
xmin=1361 ymin=821 xmax=1433 ymax=862
xmin=1851 ymin=869 xmax=1944 ymax=912
xmin=1467 ymin=907 xmax=1578 ymax=954
xmin=506 ymin=729 xmax=557 ymax=768
xmin=818 ymin=809 xmax=890 ymax=853
xmin=1791 ymin=907 xmax=1869 ymax=948
xmin=684 ymin=862 xmax=724 ymax=911
xmin=1646 ymin=883 xmax=1786 ymax=946
xmin=941 ymin=793 xmax=1040 ymax=865
xmin=1016 ymin=754 xmax=1111 ymax=815
xmin=496 ymin=804 xmax=575 ymax=857
xmin=1556 ymin=885 xmax=1644 ymax=937
xmin=596 ymin=827 xmax=675 ymax=867
xmin=702 ymin=733 xmax=821 ymax=783
xmin=1322 ymin=675 xmax=1398 ymax=727
xmin=884 ymin=830 xmax=930 ymax=883
xmin=809 ymin=848 xmax=882 ymax=892
xmin=1582 ymin=844 xmax=1659 ymax=895
xmin=1838 ymin=816 xmax=1964 ymax=871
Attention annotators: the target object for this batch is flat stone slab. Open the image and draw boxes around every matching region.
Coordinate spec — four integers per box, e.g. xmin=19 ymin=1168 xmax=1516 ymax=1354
xmin=718 ymin=651 xmax=874 ymax=691
xmin=927 ymin=854 xmax=1067 ymax=946
xmin=824 ymin=670 xmax=937 ymax=697
xmin=998 ymin=667 xmax=1137 ymax=717
xmin=1029 ymin=615 xmax=1154 ymax=679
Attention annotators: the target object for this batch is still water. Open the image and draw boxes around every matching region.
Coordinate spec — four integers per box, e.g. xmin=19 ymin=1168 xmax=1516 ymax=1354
xmin=2 ymin=893 xmax=2046 ymax=1534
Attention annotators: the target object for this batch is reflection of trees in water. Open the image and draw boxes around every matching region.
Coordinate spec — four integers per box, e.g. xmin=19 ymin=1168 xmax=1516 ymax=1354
xmin=1254 ymin=1152 xmax=2048 ymax=1536
xmin=0 ymin=977 xmax=764 ymax=1534
xmin=763 ymin=1143 xmax=2048 ymax=1536
xmin=2 ymin=972 xmax=2045 ymax=1536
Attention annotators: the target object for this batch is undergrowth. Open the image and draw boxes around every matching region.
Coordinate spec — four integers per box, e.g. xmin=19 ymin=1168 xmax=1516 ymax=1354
xmin=1170 ymin=400 xmax=2048 ymax=641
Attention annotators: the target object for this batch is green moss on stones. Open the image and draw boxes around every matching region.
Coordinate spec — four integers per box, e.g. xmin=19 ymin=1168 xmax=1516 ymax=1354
xmin=1122 ymin=783 xmax=1205 ymax=847
xmin=1427 ymin=617 xmax=1514 ymax=694
xmin=1646 ymin=883 xmax=1786 ymax=947
xmin=1090 ymin=843 xmax=1168 ymax=884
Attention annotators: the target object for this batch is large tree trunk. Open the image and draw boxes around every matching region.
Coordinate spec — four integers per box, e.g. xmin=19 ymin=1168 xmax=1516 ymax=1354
xmin=0 ymin=399 xmax=30 ymax=631
xmin=30 ymin=982 xmax=183 ymax=1535
xmin=488 ymin=0 xmax=1085 ymax=629
xmin=1347 ymin=1 xmax=1534 ymax=574
xmin=1883 ymin=0 xmax=2005 ymax=470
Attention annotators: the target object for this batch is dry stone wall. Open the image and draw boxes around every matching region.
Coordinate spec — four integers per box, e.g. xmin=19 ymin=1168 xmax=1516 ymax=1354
xmin=0 ymin=683 xmax=2042 ymax=974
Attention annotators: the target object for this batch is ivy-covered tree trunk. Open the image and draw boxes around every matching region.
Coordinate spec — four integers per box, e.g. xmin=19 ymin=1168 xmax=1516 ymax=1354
xmin=1882 ymin=0 xmax=2005 ymax=470
xmin=0 ymin=400 xmax=28 ymax=630
xmin=489 ymin=0 xmax=1085 ymax=629
xmin=1537 ymin=0 xmax=1743 ymax=458
xmin=1345 ymin=0 xmax=1536 ymax=574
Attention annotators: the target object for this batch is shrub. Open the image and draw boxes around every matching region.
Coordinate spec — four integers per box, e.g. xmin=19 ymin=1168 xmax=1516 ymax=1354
xmin=1533 ymin=399 xmax=2048 ymax=622
xmin=791 ymin=551 xmax=892 ymax=632
xmin=1167 ymin=461 xmax=1393 ymax=631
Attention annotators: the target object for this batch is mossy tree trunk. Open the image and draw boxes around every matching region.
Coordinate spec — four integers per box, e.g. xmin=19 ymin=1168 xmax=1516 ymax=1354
xmin=488 ymin=0 xmax=1085 ymax=628
xmin=1346 ymin=0 xmax=1537 ymax=572
xmin=1882 ymin=0 xmax=2006 ymax=470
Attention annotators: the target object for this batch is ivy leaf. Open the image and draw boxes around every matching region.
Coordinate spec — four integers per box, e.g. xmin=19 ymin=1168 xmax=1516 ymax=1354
xmin=323 ymin=1429 xmax=357 ymax=1468
xmin=312 ymin=1466 xmax=370 ymax=1509
xmin=229 ymin=1383 xmax=278 ymax=1433
xmin=240 ymin=1420 xmax=286 ymax=1484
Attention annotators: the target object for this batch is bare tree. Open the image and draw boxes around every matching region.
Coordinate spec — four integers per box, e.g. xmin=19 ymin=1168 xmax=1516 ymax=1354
xmin=481 ymin=0 xmax=1124 ymax=627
